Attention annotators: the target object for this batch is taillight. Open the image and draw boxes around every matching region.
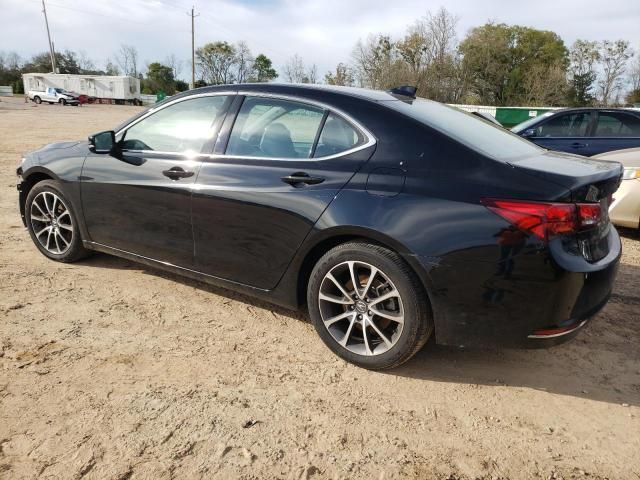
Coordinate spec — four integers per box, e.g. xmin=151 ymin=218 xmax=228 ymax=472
xmin=481 ymin=199 xmax=602 ymax=242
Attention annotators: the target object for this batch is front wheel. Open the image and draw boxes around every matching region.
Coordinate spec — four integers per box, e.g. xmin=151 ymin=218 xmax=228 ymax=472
xmin=307 ymin=242 xmax=433 ymax=370
xmin=25 ymin=180 xmax=89 ymax=262
xmin=59 ymin=98 xmax=66 ymax=106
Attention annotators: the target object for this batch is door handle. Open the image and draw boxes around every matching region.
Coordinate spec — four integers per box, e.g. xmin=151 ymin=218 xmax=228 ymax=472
xmin=570 ymin=142 xmax=587 ymax=149
xmin=162 ymin=166 xmax=194 ymax=180
xmin=281 ymin=172 xmax=325 ymax=186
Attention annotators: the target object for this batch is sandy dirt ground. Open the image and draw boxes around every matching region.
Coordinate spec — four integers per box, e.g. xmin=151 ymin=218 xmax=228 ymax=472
xmin=0 ymin=96 xmax=639 ymax=480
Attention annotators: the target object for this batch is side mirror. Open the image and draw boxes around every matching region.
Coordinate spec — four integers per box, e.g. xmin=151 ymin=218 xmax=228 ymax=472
xmin=89 ymin=130 xmax=117 ymax=154
xmin=521 ymin=128 xmax=537 ymax=138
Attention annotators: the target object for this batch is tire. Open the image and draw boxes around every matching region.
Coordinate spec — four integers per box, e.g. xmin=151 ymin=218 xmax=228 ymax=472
xmin=59 ymin=98 xmax=66 ymax=106
xmin=307 ymin=242 xmax=433 ymax=370
xmin=25 ymin=180 xmax=90 ymax=263
xmin=33 ymin=96 xmax=41 ymax=104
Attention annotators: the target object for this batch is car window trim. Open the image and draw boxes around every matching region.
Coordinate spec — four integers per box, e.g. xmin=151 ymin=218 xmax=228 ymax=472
xmin=213 ymin=92 xmax=377 ymax=162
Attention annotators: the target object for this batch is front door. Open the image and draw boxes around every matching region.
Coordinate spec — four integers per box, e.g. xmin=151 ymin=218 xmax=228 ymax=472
xmin=530 ymin=111 xmax=593 ymax=155
xmin=191 ymin=95 xmax=375 ymax=289
xmin=81 ymin=94 xmax=232 ymax=267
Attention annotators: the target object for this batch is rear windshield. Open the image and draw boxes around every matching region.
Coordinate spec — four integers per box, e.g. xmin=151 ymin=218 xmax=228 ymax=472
xmin=386 ymin=98 xmax=544 ymax=161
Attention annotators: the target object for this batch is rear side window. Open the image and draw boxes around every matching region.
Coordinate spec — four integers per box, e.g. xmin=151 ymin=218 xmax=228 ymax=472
xmin=121 ymin=95 xmax=229 ymax=153
xmin=313 ymin=113 xmax=365 ymax=158
xmin=226 ymin=97 xmax=325 ymax=158
xmin=389 ymin=98 xmax=543 ymax=161
xmin=594 ymin=112 xmax=640 ymax=137
xmin=536 ymin=112 xmax=591 ymax=137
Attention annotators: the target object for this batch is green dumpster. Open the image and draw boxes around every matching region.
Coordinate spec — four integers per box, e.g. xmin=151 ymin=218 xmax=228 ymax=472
xmin=156 ymin=91 xmax=167 ymax=103
xmin=495 ymin=107 xmax=555 ymax=128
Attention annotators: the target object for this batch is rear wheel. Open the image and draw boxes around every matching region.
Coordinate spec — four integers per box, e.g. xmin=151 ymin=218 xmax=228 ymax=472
xmin=33 ymin=96 xmax=41 ymax=104
xmin=25 ymin=180 xmax=89 ymax=262
xmin=307 ymin=242 xmax=433 ymax=370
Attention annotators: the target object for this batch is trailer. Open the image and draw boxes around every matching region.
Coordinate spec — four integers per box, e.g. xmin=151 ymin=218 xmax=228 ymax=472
xmin=22 ymin=73 xmax=141 ymax=105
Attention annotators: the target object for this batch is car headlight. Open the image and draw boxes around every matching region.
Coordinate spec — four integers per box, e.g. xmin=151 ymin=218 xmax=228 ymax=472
xmin=622 ymin=167 xmax=640 ymax=180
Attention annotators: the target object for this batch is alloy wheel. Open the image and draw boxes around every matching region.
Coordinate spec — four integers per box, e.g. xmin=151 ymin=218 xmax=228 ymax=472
xmin=318 ymin=261 xmax=404 ymax=356
xmin=30 ymin=191 xmax=74 ymax=255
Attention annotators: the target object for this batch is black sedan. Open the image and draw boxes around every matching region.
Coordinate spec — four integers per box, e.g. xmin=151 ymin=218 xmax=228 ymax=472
xmin=512 ymin=107 xmax=640 ymax=156
xmin=17 ymin=84 xmax=623 ymax=369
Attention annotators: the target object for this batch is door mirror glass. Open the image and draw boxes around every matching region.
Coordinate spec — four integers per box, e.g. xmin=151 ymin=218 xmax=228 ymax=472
xmin=89 ymin=130 xmax=116 ymax=154
xmin=522 ymin=128 xmax=537 ymax=138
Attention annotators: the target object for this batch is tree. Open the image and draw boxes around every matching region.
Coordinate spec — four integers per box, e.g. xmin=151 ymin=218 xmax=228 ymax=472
xmin=325 ymin=63 xmax=355 ymax=86
xmin=165 ymin=54 xmax=183 ymax=81
xmin=105 ymin=58 xmax=120 ymax=75
xmin=283 ymin=54 xmax=318 ymax=83
xmin=251 ymin=54 xmax=277 ymax=82
xmin=115 ymin=44 xmax=138 ymax=77
xmin=23 ymin=51 xmax=81 ymax=74
xmin=145 ymin=62 xmax=175 ymax=94
xmin=597 ymin=40 xmax=632 ymax=105
xmin=567 ymin=40 xmax=599 ymax=106
xmin=352 ymin=35 xmax=403 ymax=89
xmin=459 ymin=24 xmax=568 ymax=105
xmin=196 ymin=41 xmax=238 ymax=85
xmin=235 ymin=41 xmax=254 ymax=83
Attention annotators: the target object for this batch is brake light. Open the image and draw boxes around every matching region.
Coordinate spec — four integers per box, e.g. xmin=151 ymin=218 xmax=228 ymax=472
xmin=482 ymin=199 xmax=602 ymax=241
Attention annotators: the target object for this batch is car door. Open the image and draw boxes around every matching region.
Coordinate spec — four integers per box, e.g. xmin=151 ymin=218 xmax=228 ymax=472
xmin=586 ymin=111 xmax=640 ymax=156
xmin=81 ymin=93 xmax=233 ymax=267
xmin=191 ymin=94 xmax=376 ymax=289
xmin=528 ymin=111 xmax=593 ymax=155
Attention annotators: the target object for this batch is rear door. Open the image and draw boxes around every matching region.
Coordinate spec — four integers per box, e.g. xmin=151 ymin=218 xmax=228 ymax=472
xmin=81 ymin=94 xmax=232 ymax=267
xmin=191 ymin=94 xmax=375 ymax=289
xmin=585 ymin=110 xmax=640 ymax=156
xmin=529 ymin=111 xmax=593 ymax=155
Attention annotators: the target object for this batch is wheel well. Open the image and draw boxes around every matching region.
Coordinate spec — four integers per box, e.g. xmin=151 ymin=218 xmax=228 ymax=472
xmin=22 ymin=172 xmax=53 ymax=199
xmin=296 ymin=234 xmax=431 ymax=309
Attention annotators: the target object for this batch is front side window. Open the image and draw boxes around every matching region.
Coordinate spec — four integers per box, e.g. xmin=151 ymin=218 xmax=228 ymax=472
xmin=226 ymin=97 xmax=325 ymax=158
xmin=594 ymin=112 xmax=640 ymax=137
xmin=536 ymin=112 xmax=591 ymax=137
xmin=313 ymin=113 xmax=365 ymax=158
xmin=121 ymin=95 xmax=229 ymax=153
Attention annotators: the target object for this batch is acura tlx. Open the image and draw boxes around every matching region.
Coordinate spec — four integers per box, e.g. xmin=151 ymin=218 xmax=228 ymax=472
xmin=17 ymin=84 xmax=622 ymax=369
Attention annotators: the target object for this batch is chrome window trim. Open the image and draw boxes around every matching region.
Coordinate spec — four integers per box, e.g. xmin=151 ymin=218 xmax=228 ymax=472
xmin=115 ymin=90 xmax=377 ymax=161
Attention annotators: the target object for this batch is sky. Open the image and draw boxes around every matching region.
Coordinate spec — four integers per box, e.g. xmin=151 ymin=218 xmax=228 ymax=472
xmin=1 ymin=0 xmax=639 ymax=81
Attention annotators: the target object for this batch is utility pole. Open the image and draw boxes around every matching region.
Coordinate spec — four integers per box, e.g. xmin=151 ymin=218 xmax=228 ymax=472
xmin=188 ymin=6 xmax=200 ymax=89
xmin=41 ymin=0 xmax=57 ymax=73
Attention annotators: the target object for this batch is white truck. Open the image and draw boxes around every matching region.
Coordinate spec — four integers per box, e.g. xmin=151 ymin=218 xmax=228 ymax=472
xmin=27 ymin=87 xmax=79 ymax=106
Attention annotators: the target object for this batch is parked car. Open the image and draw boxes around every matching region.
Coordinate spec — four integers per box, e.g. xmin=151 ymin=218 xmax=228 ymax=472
xmin=27 ymin=87 xmax=79 ymax=106
xmin=16 ymin=84 xmax=623 ymax=369
xmin=594 ymin=147 xmax=640 ymax=229
xmin=512 ymin=108 xmax=640 ymax=156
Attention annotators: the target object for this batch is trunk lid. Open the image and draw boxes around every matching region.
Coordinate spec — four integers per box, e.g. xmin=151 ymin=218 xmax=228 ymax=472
xmin=509 ymin=150 xmax=623 ymax=262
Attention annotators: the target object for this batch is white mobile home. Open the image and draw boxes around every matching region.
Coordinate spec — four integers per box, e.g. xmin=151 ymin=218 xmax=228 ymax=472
xmin=22 ymin=73 xmax=141 ymax=104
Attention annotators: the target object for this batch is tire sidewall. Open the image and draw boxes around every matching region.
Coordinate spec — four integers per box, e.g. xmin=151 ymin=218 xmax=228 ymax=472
xmin=307 ymin=243 xmax=427 ymax=370
xmin=25 ymin=180 xmax=85 ymax=262
xmin=34 ymin=96 xmax=41 ymax=104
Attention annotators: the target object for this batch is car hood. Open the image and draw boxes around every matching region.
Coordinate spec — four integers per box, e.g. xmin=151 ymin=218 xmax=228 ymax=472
xmin=593 ymin=147 xmax=640 ymax=168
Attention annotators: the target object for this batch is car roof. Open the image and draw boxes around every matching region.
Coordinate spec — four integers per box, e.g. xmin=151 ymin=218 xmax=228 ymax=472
xmin=192 ymin=83 xmax=401 ymax=102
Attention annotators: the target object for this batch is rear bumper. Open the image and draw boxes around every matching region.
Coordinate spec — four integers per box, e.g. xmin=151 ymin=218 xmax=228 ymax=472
xmin=423 ymin=227 xmax=621 ymax=348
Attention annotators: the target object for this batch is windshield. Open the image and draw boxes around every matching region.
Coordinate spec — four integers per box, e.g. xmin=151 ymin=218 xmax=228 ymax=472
xmin=387 ymin=98 xmax=544 ymax=161
xmin=511 ymin=112 xmax=554 ymax=133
